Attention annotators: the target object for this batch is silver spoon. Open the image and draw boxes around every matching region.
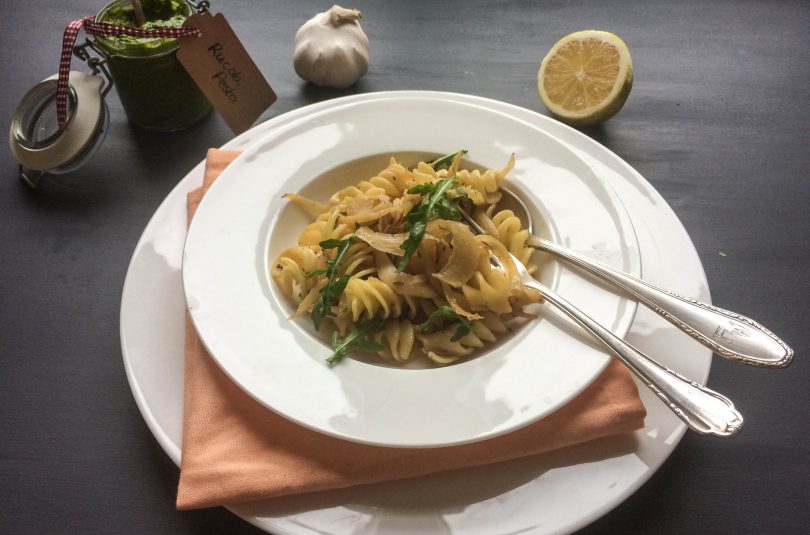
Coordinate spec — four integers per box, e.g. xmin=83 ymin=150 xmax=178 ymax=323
xmin=460 ymin=210 xmax=744 ymax=437
xmin=496 ymin=186 xmax=793 ymax=369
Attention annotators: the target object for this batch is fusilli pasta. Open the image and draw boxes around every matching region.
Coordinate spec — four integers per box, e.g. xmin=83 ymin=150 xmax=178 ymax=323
xmin=271 ymin=152 xmax=540 ymax=365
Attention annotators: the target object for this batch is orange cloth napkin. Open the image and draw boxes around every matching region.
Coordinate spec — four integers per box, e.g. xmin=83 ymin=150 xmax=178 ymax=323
xmin=176 ymin=149 xmax=647 ymax=510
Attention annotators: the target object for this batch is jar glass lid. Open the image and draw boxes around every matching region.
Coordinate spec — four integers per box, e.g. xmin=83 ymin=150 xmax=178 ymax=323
xmin=9 ymin=71 xmax=108 ymax=187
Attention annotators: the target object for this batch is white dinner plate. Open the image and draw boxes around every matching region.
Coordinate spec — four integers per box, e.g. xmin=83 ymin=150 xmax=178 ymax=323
xmin=181 ymin=96 xmax=641 ymax=448
xmin=120 ymin=91 xmax=712 ymax=534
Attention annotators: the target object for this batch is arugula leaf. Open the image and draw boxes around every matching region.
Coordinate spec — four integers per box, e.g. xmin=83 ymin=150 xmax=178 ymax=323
xmin=431 ymin=149 xmax=468 ymax=171
xmin=319 ymin=238 xmax=346 ymax=249
xmin=415 ymin=306 xmax=474 ymax=342
xmin=397 ymin=178 xmax=463 ymax=271
xmin=311 ymin=236 xmax=354 ymax=331
xmin=304 ymin=267 xmax=328 ymax=279
xmin=327 ymin=318 xmax=386 ymax=366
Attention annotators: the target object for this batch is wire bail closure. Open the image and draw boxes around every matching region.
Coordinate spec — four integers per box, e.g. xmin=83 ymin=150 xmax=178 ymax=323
xmin=72 ymin=39 xmax=114 ymax=98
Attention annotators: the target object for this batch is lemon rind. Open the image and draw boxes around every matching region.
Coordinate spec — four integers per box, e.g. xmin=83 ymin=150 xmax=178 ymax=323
xmin=537 ymin=30 xmax=634 ymax=126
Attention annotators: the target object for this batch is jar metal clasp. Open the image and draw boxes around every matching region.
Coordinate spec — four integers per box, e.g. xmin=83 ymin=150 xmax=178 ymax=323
xmin=73 ymin=38 xmax=114 ymax=98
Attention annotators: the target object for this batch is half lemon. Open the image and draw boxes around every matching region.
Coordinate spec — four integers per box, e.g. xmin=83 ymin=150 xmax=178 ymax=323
xmin=537 ymin=30 xmax=633 ymax=126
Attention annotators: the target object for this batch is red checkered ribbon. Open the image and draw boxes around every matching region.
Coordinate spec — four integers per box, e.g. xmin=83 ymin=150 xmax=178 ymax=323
xmin=57 ymin=15 xmax=201 ymax=128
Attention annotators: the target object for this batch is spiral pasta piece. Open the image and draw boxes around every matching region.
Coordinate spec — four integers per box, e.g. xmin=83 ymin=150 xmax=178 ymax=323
xmin=457 ymin=314 xmax=510 ymax=347
xmin=460 ymin=250 xmax=514 ymax=314
xmin=298 ymin=207 xmax=354 ymax=246
xmin=362 ymin=159 xmax=415 ymax=198
xmin=420 ymin=313 xmax=511 ymax=365
xmin=411 ymin=161 xmax=445 ymax=187
xmin=417 ymin=329 xmax=473 ymax=364
xmin=489 ymin=208 xmax=538 ymax=275
xmin=330 ymin=159 xmax=416 ymax=203
xmin=375 ymin=319 xmax=416 ymax=362
xmin=455 ymin=153 xmax=515 ymax=205
xmin=270 ymin=246 xmax=323 ymax=302
xmin=341 ymin=277 xmax=405 ymax=322
xmin=341 ymin=241 xmax=376 ymax=279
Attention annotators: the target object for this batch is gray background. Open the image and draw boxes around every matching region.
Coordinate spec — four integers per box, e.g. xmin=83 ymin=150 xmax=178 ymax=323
xmin=1 ymin=1 xmax=808 ymax=533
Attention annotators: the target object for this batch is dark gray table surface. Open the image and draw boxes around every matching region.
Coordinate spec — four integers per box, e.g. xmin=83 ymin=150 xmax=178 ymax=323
xmin=2 ymin=1 xmax=808 ymax=533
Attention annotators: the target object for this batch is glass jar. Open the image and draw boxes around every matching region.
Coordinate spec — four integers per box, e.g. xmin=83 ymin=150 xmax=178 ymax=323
xmin=93 ymin=0 xmax=211 ymax=131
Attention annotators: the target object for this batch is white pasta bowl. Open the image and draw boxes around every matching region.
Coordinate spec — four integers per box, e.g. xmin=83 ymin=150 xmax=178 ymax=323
xmin=182 ymin=96 xmax=641 ymax=448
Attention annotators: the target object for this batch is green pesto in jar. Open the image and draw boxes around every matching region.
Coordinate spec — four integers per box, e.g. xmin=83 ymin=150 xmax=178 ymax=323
xmin=94 ymin=0 xmax=211 ymax=131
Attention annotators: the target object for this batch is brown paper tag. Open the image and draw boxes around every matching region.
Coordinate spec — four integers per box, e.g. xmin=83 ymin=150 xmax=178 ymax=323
xmin=177 ymin=12 xmax=277 ymax=134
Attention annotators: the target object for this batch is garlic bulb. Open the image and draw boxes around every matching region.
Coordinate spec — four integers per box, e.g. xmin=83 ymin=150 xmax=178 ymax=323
xmin=293 ymin=5 xmax=369 ymax=89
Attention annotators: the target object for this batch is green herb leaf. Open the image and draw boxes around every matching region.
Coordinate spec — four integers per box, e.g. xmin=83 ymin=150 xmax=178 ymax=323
xmin=353 ymin=337 xmax=386 ymax=351
xmin=397 ymin=178 xmax=463 ymax=271
xmin=304 ymin=267 xmax=328 ymax=279
xmin=311 ymin=303 xmax=325 ymax=331
xmin=311 ymin=236 xmax=354 ymax=331
xmin=327 ymin=318 xmax=386 ymax=366
xmin=319 ymin=238 xmax=345 ymax=249
xmin=431 ymin=149 xmax=468 ymax=171
xmin=415 ymin=305 xmax=474 ymax=342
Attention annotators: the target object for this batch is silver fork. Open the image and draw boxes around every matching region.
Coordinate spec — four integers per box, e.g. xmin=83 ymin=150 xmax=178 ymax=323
xmin=460 ymin=210 xmax=744 ymax=437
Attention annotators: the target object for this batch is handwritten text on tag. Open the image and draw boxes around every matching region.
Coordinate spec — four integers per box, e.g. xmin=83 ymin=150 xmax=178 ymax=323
xmin=177 ymin=12 xmax=276 ymax=134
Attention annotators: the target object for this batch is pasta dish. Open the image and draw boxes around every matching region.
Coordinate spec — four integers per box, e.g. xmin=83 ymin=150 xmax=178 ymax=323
xmin=271 ymin=151 xmax=541 ymax=366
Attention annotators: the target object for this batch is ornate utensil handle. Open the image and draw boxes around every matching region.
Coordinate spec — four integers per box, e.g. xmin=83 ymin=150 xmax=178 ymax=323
xmin=528 ymin=236 xmax=793 ymax=368
xmin=531 ymin=281 xmax=744 ymax=437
